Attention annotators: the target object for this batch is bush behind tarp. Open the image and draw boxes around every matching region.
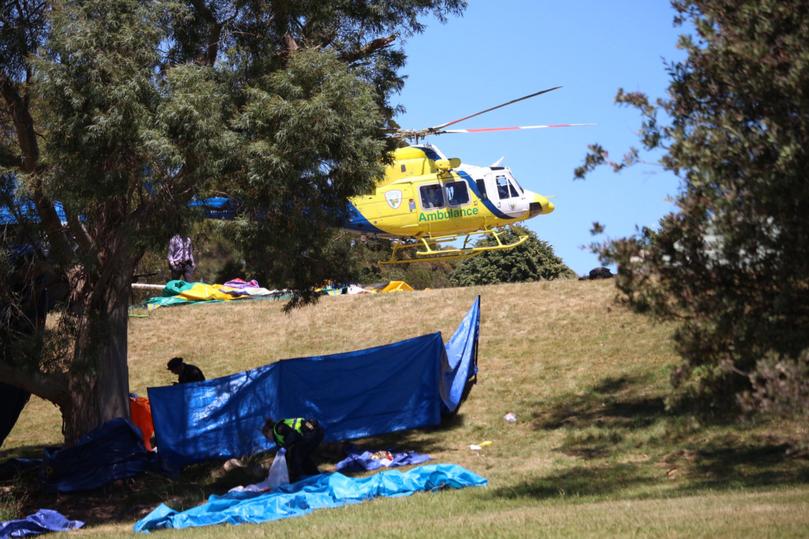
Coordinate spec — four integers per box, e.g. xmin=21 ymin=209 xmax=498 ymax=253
xmin=149 ymin=297 xmax=481 ymax=472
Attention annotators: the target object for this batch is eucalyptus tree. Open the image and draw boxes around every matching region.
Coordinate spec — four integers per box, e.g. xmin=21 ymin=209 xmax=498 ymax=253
xmin=0 ymin=0 xmax=465 ymax=443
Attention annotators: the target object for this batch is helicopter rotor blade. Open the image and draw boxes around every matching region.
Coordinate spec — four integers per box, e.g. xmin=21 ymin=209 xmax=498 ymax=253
xmin=428 ymin=86 xmax=562 ymax=133
xmin=437 ymin=122 xmax=595 ymax=134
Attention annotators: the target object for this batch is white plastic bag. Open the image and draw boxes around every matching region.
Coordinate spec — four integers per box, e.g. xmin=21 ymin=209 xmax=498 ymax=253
xmin=266 ymin=447 xmax=289 ymax=488
xmin=228 ymin=448 xmax=289 ymax=493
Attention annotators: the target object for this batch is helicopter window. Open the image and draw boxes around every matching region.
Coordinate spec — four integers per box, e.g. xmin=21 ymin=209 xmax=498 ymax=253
xmin=496 ymin=175 xmax=512 ymax=199
xmin=444 ymin=181 xmax=469 ymax=206
xmin=475 ymin=179 xmax=488 ymax=200
xmin=420 ymin=184 xmax=445 ymax=209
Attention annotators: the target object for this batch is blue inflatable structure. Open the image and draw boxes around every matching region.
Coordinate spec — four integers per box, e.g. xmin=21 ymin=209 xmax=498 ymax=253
xmin=148 ymin=297 xmax=480 ymax=472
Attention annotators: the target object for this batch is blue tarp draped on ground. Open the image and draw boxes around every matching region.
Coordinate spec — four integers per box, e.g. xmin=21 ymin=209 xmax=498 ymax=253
xmin=0 ymin=509 xmax=84 ymax=538
xmin=334 ymin=448 xmax=431 ymax=472
xmin=134 ymin=464 xmax=486 ymax=533
xmin=148 ymin=297 xmax=480 ymax=472
xmin=42 ymin=418 xmax=156 ymax=493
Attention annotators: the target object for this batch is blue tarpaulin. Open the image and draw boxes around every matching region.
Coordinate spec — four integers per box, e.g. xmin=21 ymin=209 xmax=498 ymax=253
xmin=441 ymin=295 xmax=481 ymax=413
xmin=148 ymin=297 xmax=480 ymax=472
xmin=42 ymin=418 xmax=156 ymax=493
xmin=334 ymin=448 xmax=431 ymax=472
xmin=0 ymin=509 xmax=83 ymax=537
xmin=134 ymin=464 xmax=486 ymax=532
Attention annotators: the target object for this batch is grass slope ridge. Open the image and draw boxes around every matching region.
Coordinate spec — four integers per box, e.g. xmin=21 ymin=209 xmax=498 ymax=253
xmin=2 ymin=279 xmax=808 ymax=537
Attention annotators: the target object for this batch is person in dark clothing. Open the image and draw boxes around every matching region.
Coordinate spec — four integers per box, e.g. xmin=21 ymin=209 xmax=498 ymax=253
xmin=166 ymin=357 xmax=205 ymax=384
xmin=262 ymin=417 xmax=324 ymax=482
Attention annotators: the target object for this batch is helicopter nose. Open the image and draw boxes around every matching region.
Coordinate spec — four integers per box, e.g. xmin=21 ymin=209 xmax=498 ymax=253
xmin=529 ymin=194 xmax=555 ymax=216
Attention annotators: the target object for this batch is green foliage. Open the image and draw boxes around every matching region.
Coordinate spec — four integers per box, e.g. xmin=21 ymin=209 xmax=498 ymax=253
xmin=340 ymin=236 xmax=457 ymax=289
xmin=739 ymin=351 xmax=809 ymax=437
xmin=0 ymin=0 xmax=469 ymax=438
xmin=450 ymin=226 xmax=574 ymax=286
xmin=577 ymin=0 xmax=809 ymax=414
xmin=233 ymin=49 xmax=387 ymax=300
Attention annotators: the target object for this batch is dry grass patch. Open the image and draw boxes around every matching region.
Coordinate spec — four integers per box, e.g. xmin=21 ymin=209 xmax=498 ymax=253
xmin=3 ymin=279 xmax=809 ymax=537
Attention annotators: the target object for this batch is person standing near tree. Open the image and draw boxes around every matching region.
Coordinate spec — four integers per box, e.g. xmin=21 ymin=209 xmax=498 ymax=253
xmin=167 ymin=232 xmax=195 ymax=282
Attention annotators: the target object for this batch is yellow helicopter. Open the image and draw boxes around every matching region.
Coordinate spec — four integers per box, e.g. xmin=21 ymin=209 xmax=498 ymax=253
xmin=342 ymin=86 xmax=591 ymax=264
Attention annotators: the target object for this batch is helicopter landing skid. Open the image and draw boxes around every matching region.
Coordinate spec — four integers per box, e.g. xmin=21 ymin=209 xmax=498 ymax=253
xmin=379 ymin=228 xmax=530 ymax=265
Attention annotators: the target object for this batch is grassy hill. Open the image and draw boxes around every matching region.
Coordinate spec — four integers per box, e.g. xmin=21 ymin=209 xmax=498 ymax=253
xmin=2 ymin=279 xmax=808 ymax=537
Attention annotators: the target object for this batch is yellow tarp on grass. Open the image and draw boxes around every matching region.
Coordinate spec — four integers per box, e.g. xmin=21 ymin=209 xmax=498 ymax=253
xmin=381 ymin=280 xmax=414 ymax=293
xmin=146 ymin=281 xmax=248 ymax=310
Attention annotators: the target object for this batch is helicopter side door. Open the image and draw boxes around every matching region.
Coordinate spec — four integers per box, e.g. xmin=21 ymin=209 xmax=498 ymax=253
xmin=416 ymin=178 xmax=482 ymax=237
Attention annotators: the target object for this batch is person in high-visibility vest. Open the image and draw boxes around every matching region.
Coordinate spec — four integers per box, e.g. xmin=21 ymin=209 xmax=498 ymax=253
xmin=262 ymin=417 xmax=324 ymax=482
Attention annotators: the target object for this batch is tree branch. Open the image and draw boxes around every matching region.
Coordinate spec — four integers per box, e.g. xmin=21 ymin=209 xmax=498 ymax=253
xmin=339 ymin=34 xmax=397 ymax=63
xmin=0 ymin=75 xmax=39 ymax=171
xmin=188 ymin=0 xmax=222 ymax=66
xmin=0 ymin=361 xmax=69 ymax=408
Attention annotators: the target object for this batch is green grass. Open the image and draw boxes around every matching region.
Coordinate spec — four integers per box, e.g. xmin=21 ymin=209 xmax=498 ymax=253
xmin=2 ymin=279 xmax=808 ymax=537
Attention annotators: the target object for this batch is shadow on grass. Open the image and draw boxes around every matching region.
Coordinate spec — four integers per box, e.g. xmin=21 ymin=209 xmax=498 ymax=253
xmin=0 ymin=417 xmax=467 ymax=527
xmin=338 ymin=413 xmax=466 ymax=458
xmin=487 ymin=462 xmax=656 ymax=500
xmin=487 ymin=439 xmax=809 ymax=502
xmin=0 ymin=448 xmax=268 ymax=527
xmin=530 ymin=374 xmax=668 ymax=460
xmin=532 ymin=374 xmax=667 ymax=431
xmin=666 ymin=435 xmax=809 ymax=493
xmin=522 ymin=373 xmax=809 ymax=496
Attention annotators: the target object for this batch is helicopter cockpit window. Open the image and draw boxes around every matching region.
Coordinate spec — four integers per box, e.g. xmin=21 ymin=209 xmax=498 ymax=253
xmin=444 ymin=181 xmax=469 ymax=206
xmin=496 ymin=175 xmax=512 ymax=199
xmin=475 ymin=179 xmax=488 ymax=200
xmin=496 ymin=175 xmax=520 ymax=199
xmin=420 ymin=184 xmax=445 ymax=209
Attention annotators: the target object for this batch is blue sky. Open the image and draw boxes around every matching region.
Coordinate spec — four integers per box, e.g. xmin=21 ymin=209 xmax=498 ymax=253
xmin=395 ymin=1 xmax=686 ymax=275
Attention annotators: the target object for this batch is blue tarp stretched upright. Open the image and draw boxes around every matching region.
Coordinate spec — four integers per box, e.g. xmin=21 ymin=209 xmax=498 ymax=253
xmin=149 ymin=297 xmax=480 ymax=472
xmin=441 ymin=296 xmax=480 ymax=413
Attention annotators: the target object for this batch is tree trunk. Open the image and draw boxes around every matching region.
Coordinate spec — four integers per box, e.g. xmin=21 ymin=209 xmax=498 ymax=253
xmin=61 ymin=267 xmax=132 ymax=445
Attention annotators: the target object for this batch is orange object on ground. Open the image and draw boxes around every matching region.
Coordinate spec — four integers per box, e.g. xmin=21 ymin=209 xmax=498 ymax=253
xmin=129 ymin=396 xmax=155 ymax=451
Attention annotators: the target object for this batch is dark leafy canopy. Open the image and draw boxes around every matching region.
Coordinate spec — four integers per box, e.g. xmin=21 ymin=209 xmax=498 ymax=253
xmin=0 ymin=0 xmax=467 ymax=441
xmin=450 ymin=226 xmax=574 ymax=287
xmin=576 ymin=0 xmax=809 ymax=413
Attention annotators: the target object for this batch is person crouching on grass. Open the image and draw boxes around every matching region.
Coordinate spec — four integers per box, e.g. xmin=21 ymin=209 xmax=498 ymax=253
xmin=262 ymin=417 xmax=324 ymax=482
